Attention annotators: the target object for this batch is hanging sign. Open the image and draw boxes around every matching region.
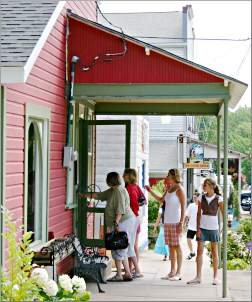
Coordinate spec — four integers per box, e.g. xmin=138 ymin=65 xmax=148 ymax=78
xmin=184 ymin=162 xmax=210 ymax=169
xmin=189 ymin=143 xmax=204 ymax=163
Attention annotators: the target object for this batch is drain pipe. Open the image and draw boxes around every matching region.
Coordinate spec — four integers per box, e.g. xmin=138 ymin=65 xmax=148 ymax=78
xmin=64 ymin=55 xmax=79 ymax=208
xmin=66 ymin=55 xmax=80 ymax=146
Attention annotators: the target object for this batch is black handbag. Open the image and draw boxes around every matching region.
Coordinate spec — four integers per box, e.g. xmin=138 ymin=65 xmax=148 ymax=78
xmin=105 ymin=231 xmax=129 ymax=250
xmin=138 ymin=193 xmax=146 ymax=206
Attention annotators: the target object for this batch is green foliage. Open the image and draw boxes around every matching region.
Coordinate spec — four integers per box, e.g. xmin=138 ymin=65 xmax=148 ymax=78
xmin=196 ymin=107 xmax=251 ymax=184
xmin=0 ymin=208 xmax=91 ymax=302
xmin=206 ymin=218 xmax=251 ymax=270
xmin=227 ymin=259 xmax=249 ymax=270
xmin=148 ymin=180 xmax=165 ymax=223
xmin=230 ymin=188 xmax=241 ymax=220
xmin=237 ymin=218 xmax=251 ymax=243
xmin=0 ymin=208 xmax=38 ymax=301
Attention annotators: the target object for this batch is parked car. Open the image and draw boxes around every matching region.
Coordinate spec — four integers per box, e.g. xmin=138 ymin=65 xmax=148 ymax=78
xmin=241 ymin=191 xmax=251 ymax=212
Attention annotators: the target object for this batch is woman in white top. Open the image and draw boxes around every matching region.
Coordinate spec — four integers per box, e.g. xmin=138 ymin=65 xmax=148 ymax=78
xmin=187 ymin=178 xmax=224 ymax=286
xmin=145 ymin=169 xmax=186 ymax=281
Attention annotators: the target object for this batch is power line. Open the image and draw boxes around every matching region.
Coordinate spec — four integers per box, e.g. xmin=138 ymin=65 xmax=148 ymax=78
xmin=133 ymin=36 xmax=251 ymax=42
xmin=235 ymin=44 xmax=251 ymax=76
xmin=78 ymin=1 xmax=128 ymax=72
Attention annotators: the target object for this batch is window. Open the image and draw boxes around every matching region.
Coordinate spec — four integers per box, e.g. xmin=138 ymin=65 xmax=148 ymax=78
xmin=25 ymin=104 xmax=50 ymax=246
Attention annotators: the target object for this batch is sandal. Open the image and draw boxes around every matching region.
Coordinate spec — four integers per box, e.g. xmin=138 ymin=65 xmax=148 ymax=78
xmin=187 ymin=278 xmax=201 ymax=285
xmin=123 ymin=275 xmax=133 ymax=282
xmin=212 ymin=279 xmax=220 ymax=285
xmin=107 ymin=275 xmax=123 ymax=282
xmin=169 ymin=275 xmax=182 ymax=281
xmin=161 ymin=271 xmax=175 ymax=280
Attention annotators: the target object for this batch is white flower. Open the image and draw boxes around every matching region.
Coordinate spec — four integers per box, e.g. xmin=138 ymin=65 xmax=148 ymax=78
xmin=12 ymin=284 xmax=19 ymax=291
xmin=72 ymin=275 xmax=86 ymax=293
xmin=58 ymin=274 xmax=73 ymax=293
xmin=43 ymin=279 xmax=58 ymax=297
xmin=31 ymin=268 xmax=48 ymax=287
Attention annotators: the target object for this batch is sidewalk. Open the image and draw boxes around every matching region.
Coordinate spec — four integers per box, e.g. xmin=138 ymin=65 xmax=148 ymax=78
xmin=86 ymin=237 xmax=251 ymax=301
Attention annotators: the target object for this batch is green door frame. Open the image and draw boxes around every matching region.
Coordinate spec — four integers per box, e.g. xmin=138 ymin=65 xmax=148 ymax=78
xmin=78 ymin=119 xmax=131 ymax=247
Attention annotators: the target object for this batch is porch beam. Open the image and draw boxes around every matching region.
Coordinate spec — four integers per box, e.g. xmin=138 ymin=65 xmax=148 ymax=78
xmin=70 ymin=83 xmax=230 ymax=100
xmin=95 ymin=103 xmax=220 ymax=115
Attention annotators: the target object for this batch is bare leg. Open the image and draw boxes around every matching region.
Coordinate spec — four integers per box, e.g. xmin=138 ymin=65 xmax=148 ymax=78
xmin=169 ymin=247 xmax=177 ymax=277
xmin=115 ymin=260 xmax=123 ymax=278
xmin=128 ymin=257 xmax=133 ymax=274
xmin=122 ymin=258 xmax=132 ymax=278
xmin=211 ymin=242 xmax=219 ymax=279
xmin=129 ymin=256 xmax=141 ymax=274
xmin=175 ymin=244 xmax=183 ymax=276
xmin=187 ymin=240 xmax=204 ymax=284
xmin=134 ymin=231 xmax=139 ymax=262
xmin=187 ymin=238 xmax=194 ymax=253
xmin=196 ymin=241 xmax=204 ymax=280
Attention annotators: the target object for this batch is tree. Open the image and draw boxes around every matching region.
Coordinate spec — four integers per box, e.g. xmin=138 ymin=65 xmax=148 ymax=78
xmin=196 ymin=107 xmax=251 ymax=185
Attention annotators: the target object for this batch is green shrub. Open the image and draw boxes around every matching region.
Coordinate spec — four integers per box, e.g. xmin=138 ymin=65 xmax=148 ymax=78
xmin=0 ymin=208 xmax=38 ymax=301
xmin=206 ymin=228 xmax=251 ymax=270
xmin=0 ymin=208 xmax=91 ymax=302
xmin=148 ymin=180 xmax=165 ymax=223
xmin=237 ymin=218 xmax=251 ymax=242
xmin=227 ymin=259 xmax=249 ymax=270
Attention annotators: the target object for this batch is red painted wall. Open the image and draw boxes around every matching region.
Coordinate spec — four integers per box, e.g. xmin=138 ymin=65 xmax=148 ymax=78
xmin=68 ymin=18 xmax=223 ymax=84
xmin=4 ymin=2 xmax=96 ymax=245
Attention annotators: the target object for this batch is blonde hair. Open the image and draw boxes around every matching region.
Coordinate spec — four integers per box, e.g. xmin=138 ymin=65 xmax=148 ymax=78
xmin=168 ymin=168 xmax=181 ymax=183
xmin=123 ymin=168 xmax=137 ymax=184
xmin=204 ymin=178 xmax=222 ymax=196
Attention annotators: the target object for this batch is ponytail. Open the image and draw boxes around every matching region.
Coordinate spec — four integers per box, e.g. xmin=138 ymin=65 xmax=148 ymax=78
xmin=204 ymin=178 xmax=222 ymax=196
xmin=214 ymin=184 xmax=222 ymax=196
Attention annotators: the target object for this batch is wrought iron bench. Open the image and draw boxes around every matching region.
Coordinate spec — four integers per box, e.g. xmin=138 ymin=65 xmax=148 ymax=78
xmin=66 ymin=234 xmax=109 ymax=293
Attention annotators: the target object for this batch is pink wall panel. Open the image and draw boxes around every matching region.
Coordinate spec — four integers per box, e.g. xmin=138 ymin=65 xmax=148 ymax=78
xmin=68 ymin=17 xmax=223 ymax=84
xmin=4 ymin=2 xmax=96 ymax=243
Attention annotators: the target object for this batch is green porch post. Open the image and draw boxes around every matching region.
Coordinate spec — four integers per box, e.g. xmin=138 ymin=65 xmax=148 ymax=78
xmin=217 ymin=115 xmax=222 ymax=269
xmin=223 ymin=98 xmax=229 ymax=298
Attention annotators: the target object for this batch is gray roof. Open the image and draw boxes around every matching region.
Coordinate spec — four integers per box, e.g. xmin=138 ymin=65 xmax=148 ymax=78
xmin=0 ymin=0 xmax=58 ymax=67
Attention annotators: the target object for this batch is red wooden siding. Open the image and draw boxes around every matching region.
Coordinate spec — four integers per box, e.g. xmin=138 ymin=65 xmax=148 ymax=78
xmin=4 ymin=2 xmax=96 ymax=241
xmin=68 ymin=18 xmax=223 ymax=84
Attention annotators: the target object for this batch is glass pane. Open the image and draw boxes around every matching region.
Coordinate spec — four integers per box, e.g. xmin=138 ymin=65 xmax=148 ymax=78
xmin=27 ymin=123 xmax=35 ymax=242
xmin=86 ymin=212 xmax=105 ymax=240
xmin=95 ymin=125 xmax=126 ymax=191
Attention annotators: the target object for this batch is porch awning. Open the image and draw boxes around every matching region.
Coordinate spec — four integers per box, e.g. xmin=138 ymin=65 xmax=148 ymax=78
xmin=67 ymin=11 xmax=248 ymax=116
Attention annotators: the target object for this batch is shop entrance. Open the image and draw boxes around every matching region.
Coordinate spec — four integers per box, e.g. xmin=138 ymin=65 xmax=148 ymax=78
xmin=78 ymin=119 xmax=131 ymax=247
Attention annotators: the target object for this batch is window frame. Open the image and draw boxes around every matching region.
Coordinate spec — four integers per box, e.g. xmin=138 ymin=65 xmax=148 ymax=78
xmin=24 ymin=103 xmax=51 ymax=247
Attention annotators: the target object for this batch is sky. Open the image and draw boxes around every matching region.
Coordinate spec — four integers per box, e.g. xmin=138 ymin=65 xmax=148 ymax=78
xmin=99 ymin=1 xmax=251 ymax=109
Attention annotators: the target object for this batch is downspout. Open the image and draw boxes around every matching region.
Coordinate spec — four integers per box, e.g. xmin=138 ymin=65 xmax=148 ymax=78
xmin=66 ymin=55 xmax=79 ymax=146
xmin=65 ymin=56 xmax=79 ymax=209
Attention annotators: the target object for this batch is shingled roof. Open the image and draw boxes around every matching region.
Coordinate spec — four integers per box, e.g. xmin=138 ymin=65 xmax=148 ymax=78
xmin=0 ymin=0 xmax=58 ymax=67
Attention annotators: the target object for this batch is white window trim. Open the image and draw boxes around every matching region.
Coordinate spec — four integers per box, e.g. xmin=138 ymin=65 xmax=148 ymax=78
xmin=24 ymin=103 xmax=51 ymax=247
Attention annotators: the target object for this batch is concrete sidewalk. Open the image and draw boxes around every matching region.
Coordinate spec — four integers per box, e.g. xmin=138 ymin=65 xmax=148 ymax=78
xmin=86 ymin=237 xmax=251 ymax=301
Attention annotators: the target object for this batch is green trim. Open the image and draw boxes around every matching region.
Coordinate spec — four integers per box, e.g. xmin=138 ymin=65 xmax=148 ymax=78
xmin=217 ymin=115 xmax=222 ymax=269
xmin=0 ymin=86 xmax=6 ymax=268
xmin=78 ymin=119 xmax=131 ymax=247
xmin=24 ymin=103 xmax=51 ymax=245
xmin=70 ymin=83 xmax=230 ymax=100
xmin=95 ymin=103 xmax=221 ymax=116
xmin=222 ymin=97 xmax=229 ymax=298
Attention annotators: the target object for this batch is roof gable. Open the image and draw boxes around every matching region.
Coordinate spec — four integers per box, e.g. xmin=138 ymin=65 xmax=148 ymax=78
xmin=68 ymin=16 xmax=223 ymax=84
